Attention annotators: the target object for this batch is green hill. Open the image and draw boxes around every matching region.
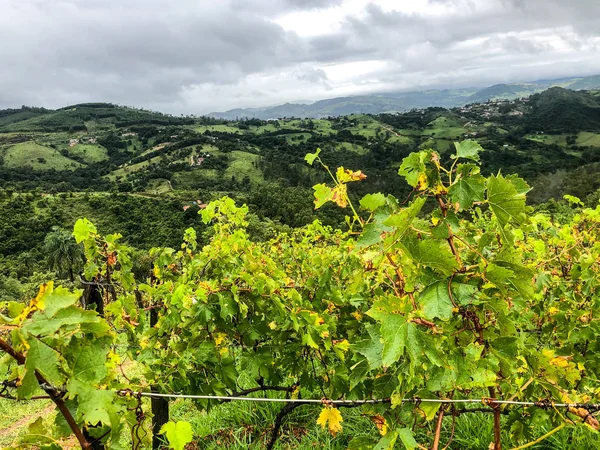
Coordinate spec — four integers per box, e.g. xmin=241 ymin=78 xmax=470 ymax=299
xmin=525 ymin=87 xmax=600 ymax=133
xmin=2 ymin=142 xmax=84 ymax=171
xmin=0 ymin=103 xmax=194 ymax=133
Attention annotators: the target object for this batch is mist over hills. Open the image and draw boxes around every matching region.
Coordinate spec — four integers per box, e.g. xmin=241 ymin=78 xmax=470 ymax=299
xmin=209 ymin=74 xmax=600 ymax=120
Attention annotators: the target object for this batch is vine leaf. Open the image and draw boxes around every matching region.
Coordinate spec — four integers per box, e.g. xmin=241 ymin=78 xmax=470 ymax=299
xmin=373 ymin=429 xmax=398 ymax=449
xmin=397 ymin=428 xmax=419 ymax=449
xmin=160 ymin=421 xmax=194 ymax=450
xmin=360 ymin=193 xmax=387 ymax=212
xmin=304 ymin=147 xmax=321 ymax=165
xmin=72 ymin=218 xmax=97 ymax=243
xmin=418 ymin=281 xmax=453 ymax=321
xmin=317 ymin=407 xmax=343 ymax=436
xmin=486 ymin=174 xmax=528 ymax=227
xmin=452 ymin=140 xmax=482 ymax=161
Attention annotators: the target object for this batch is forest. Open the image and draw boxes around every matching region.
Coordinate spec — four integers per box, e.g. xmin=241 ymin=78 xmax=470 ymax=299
xmin=0 ymin=87 xmax=599 ymax=449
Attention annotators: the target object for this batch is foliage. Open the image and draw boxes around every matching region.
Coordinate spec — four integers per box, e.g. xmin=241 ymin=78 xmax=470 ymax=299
xmin=1 ymin=141 xmax=599 ymax=449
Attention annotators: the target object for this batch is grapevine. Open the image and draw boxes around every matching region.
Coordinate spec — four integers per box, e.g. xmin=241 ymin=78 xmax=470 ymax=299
xmin=0 ymin=141 xmax=598 ymax=449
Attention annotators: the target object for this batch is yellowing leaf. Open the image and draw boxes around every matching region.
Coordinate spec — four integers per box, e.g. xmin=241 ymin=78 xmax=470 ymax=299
xmin=331 ymin=184 xmax=348 ymax=208
xmin=370 ymin=414 xmax=388 ymax=436
xmin=317 ymin=407 xmax=343 ymax=436
xmin=550 ymin=357 xmax=570 ymax=368
xmin=214 ymin=333 xmax=226 ymax=346
xmin=336 ymin=166 xmax=367 ymax=183
xmin=416 ymin=172 xmax=429 ymax=191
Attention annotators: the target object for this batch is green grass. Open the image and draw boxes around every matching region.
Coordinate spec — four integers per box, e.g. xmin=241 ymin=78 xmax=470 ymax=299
xmin=335 ymin=142 xmax=367 ymax=154
xmin=577 ymin=132 xmax=600 ymax=147
xmin=68 ymin=143 xmax=109 ymax=163
xmin=107 ymin=156 xmax=161 ymax=180
xmin=525 ymin=134 xmax=569 ymax=146
xmin=225 ymin=151 xmax=262 ymax=185
xmin=145 ymin=178 xmax=173 ymax=194
xmin=3 ymin=386 xmax=599 ymax=449
xmin=172 ymin=169 xmax=220 ymax=189
xmin=0 ymin=398 xmax=56 ymax=448
xmin=196 ymin=125 xmax=244 ymax=134
xmin=2 ymin=142 xmax=84 ymax=171
xmin=284 ymin=133 xmax=312 ymax=145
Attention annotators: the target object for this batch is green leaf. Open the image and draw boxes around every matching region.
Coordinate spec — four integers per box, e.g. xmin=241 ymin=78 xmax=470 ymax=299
xmin=40 ymin=286 xmax=80 ymax=318
xmin=73 ymin=218 xmax=97 ymax=243
xmin=25 ymin=338 xmax=65 ymax=387
xmin=304 ymin=147 xmax=321 ymax=165
xmin=453 ymin=140 xmax=482 ymax=161
xmin=486 ymin=174 xmax=528 ymax=227
xmin=398 ymin=152 xmax=426 ymax=187
xmin=351 ymin=324 xmax=384 ymax=369
xmin=67 ymin=337 xmax=110 ymax=384
xmin=397 ymin=428 xmax=419 ymax=449
xmin=419 ymin=281 xmax=453 ymax=321
xmin=313 ymin=183 xmax=333 ymax=209
xmin=402 ymin=237 xmax=459 ymax=276
xmin=67 ymin=379 xmax=121 ymax=427
xmin=374 ymin=430 xmax=398 ymax=450
xmin=348 ymin=436 xmax=377 ymax=449
xmin=160 ymin=421 xmax=194 ymax=450
xmin=367 ymin=306 xmax=408 ymax=367
xmin=384 ymin=197 xmax=426 ymax=235
xmin=360 ymin=193 xmax=387 ymax=212
xmin=23 ymin=307 xmax=107 ymax=337
xmin=448 ymin=173 xmax=485 ymax=211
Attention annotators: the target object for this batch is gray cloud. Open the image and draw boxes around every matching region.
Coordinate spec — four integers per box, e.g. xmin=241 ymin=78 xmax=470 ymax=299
xmin=0 ymin=0 xmax=598 ymax=113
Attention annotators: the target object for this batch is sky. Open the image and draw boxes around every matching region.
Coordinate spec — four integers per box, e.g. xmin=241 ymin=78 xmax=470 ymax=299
xmin=0 ymin=0 xmax=599 ymax=114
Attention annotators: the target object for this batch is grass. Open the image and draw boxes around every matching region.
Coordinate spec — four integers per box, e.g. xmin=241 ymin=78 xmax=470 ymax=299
xmin=284 ymin=133 xmax=312 ymax=145
xmin=3 ymin=376 xmax=600 ymax=450
xmin=577 ymin=132 xmax=600 ymax=147
xmin=335 ymin=142 xmax=368 ymax=155
xmin=68 ymin=144 xmax=108 ymax=163
xmin=145 ymin=178 xmax=173 ymax=195
xmin=1 ymin=142 xmax=84 ymax=171
xmin=225 ymin=151 xmax=262 ymax=185
xmin=172 ymin=169 xmax=220 ymax=189
xmin=106 ymin=156 xmax=161 ymax=180
xmin=196 ymin=125 xmax=244 ymax=134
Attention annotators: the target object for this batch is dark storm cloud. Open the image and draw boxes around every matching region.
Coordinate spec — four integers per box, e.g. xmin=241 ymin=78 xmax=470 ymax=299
xmin=0 ymin=0 xmax=598 ymax=113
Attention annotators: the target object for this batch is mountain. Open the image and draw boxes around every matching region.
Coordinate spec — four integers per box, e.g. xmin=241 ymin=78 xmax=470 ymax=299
xmin=209 ymin=75 xmax=600 ymax=120
xmin=0 ymin=103 xmax=193 ymax=133
xmin=525 ymin=87 xmax=600 ymax=133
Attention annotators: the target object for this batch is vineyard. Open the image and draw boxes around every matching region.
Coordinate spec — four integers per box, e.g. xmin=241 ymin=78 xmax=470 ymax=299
xmin=1 ymin=141 xmax=599 ymax=449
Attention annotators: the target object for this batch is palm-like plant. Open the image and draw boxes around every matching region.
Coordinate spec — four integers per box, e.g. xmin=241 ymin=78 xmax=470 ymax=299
xmin=44 ymin=226 xmax=83 ymax=282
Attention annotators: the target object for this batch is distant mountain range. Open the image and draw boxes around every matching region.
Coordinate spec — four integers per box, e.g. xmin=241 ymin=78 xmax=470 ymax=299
xmin=209 ymin=75 xmax=600 ymax=120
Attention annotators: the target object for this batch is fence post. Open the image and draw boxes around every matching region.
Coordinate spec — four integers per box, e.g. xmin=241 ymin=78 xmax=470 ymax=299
xmin=150 ymin=304 xmax=169 ymax=449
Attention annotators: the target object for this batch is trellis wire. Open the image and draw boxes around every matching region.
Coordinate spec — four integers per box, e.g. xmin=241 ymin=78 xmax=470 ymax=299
xmin=115 ymin=390 xmax=600 ymax=409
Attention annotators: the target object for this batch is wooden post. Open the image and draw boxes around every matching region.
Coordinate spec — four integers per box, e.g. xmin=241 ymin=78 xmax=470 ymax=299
xmin=150 ymin=306 xmax=169 ymax=449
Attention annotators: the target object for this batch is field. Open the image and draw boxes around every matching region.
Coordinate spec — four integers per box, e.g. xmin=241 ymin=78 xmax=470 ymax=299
xmin=67 ymin=143 xmax=109 ymax=163
xmin=1 ymin=141 xmax=84 ymax=170
xmin=224 ymin=151 xmax=262 ymax=184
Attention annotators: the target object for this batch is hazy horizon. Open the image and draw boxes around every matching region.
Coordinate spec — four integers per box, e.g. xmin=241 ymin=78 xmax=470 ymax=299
xmin=1 ymin=0 xmax=599 ymax=115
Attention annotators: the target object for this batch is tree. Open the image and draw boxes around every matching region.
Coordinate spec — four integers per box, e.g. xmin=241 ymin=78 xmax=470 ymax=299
xmin=43 ymin=226 xmax=82 ymax=282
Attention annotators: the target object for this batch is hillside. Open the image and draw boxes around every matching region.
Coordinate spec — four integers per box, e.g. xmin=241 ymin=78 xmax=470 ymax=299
xmin=525 ymin=87 xmax=600 ymax=133
xmin=209 ymin=74 xmax=600 ymax=119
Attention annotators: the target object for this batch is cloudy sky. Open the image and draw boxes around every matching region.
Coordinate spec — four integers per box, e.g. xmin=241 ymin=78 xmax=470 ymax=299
xmin=1 ymin=0 xmax=599 ymax=114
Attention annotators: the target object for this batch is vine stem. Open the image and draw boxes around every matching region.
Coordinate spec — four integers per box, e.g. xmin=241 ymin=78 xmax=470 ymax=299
xmin=431 ymin=405 xmax=446 ymax=450
xmin=489 ymin=387 xmax=502 ymax=450
xmin=435 ymin=195 xmax=462 ymax=268
xmin=508 ymin=423 xmax=566 ymax=450
xmin=0 ymin=337 xmax=92 ymax=449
